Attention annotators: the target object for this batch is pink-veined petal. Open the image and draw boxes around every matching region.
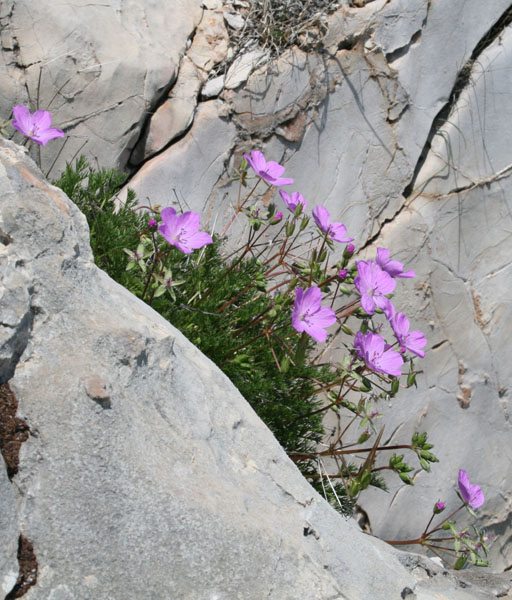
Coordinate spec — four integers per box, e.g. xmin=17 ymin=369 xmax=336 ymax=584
xmin=360 ymin=293 xmax=376 ymax=315
xmin=160 ymin=207 xmax=177 ymax=222
xmin=178 ymin=211 xmax=201 ymax=234
xmin=32 ymin=110 xmax=52 ymax=130
xmin=312 ymin=206 xmax=330 ymax=232
xmin=311 ymin=305 xmax=336 ymax=328
xmin=186 ymin=231 xmax=213 ymax=250
xmin=469 ymin=485 xmax=485 ymax=508
xmin=299 ymin=286 xmax=322 ymax=314
xmin=304 ymin=323 xmax=328 ymax=343
xmin=264 ymin=161 xmax=286 ymax=179
xmin=33 ymin=127 xmax=65 ymax=146
xmin=374 ymin=349 xmax=403 ymax=377
xmin=291 ymin=311 xmax=306 ymax=334
xmin=12 ymin=105 xmax=33 ymax=136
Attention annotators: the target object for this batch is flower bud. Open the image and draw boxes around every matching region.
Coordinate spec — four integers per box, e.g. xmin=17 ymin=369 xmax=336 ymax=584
xmin=346 ymin=243 xmax=355 ymax=255
xmin=271 ymin=211 xmax=283 ymax=224
xmin=433 ymin=501 xmax=446 ymax=514
xmin=338 ymin=269 xmax=348 ymax=281
xmin=148 ymin=218 xmax=157 ymax=229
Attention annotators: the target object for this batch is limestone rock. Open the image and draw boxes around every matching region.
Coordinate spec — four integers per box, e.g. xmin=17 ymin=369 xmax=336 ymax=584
xmin=225 ymin=49 xmax=267 ymax=89
xmin=0 ymin=457 xmax=18 ymax=598
xmin=0 ymin=0 xmax=203 ymax=175
xmin=2 ymin=138 xmax=509 ymax=600
xmin=132 ymin=58 xmax=206 ymax=163
xmin=202 ymin=75 xmax=225 ymax=99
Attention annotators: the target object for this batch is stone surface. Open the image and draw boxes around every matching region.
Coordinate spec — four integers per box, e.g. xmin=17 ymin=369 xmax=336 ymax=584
xmin=0 ymin=0 xmax=203 ymax=175
xmin=2 ymin=0 xmax=512 ymax=584
xmin=355 ymin=13 xmax=512 ymax=571
xmin=225 ymin=49 xmax=268 ymax=89
xmin=114 ymin=0 xmax=512 ymax=571
xmin=0 ymin=457 xmax=18 ymax=597
xmin=2 ymin=139 xmax=510 ymax=599
xmin=202 ymin=75 xmax=225 ymax=99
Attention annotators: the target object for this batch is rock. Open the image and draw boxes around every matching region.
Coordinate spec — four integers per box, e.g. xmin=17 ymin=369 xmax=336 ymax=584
xmin=201 ymin=75 xmax=225 ymax=98
xmin=225 ymin=49 xmax=268 ymax=89
xmin=188 ymin=9 xmax=230 ymax=71
xmin=0 ymin=456 xmax=18 ymax=598
xmin=352 ymin=8 xmax=512 ymax=571
xmin=2 ymin=137 xmax=509 ymax=600
xmin=132 ymin=58 xmax=205 ymax=163
xmin=121 ymin=100 xmax=236 ymax=225
xmin=0 ymin=0 xmax=203 ymax=175
xmin=223 ymin=9 xmax=245 ymax=30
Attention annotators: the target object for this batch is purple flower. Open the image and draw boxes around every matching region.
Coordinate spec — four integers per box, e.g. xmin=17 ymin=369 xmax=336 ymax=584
xmin=376 ymin=247 xmax=415 ymax=279
xmin=434 ymin=501 xmax=446 ymax=514
xmin=354 ymin=260 xmax=396 ymax=317
xmin=346 ymin=243 xmax=355 ymax=255
xmin=12 ymin=106 xmax=65 ymax=146
xmin=148 ymin=219 xmax=157 ymax=229
xmin=354 ymin=331 xmax=403 ymax=377
xmin=390 ymin=312 xmax=427 ymax=358
xmin=244 ymin=150 xmax=293 ymax=186
xmin=292 ymin=286 xmax=336 ymax=343
xmin=312 ymin=206 xmax=354 ymax=243
xmin=458 ymin=470 xmax=484 ymax=509
xmin=338 ymin=269 xmax=348 ymax=281
xmin=158 ymin=207 xmax=213 ymax=254
xmin=279 ymin=190 xmax=306 ymax=214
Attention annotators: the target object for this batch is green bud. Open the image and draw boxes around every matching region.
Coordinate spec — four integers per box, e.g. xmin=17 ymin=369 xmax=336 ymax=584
xmin=420 ymin=458 xmax=431 ymax=472
xmin=399 ymin=473 xmax=414 ymax=485
xmin=341 ymin=325 xmax=354 ymax=335
xmin=362 ymin=377 xmax=372 ymax=389
xmin=407 ymin=372 xmax=417 ymax=388
xmin=286 ymin=221 xmax=296 ymax=237
xmin=280 ymin=356 xmax=290 ymax=373
xmin=299 ymin=216 xmax=310 ymax=231
xmin=360 ymin=321 xmax=368 ymax=334
xmin=357 ymin=431 xmax=371 ymax=444
xmin=340 ymin=286 xmax=351 ymax=295
xmin=390 ymin=378 xmax=400 ymax=396
xmin=454 ymin=555 xmax=468 ymax=570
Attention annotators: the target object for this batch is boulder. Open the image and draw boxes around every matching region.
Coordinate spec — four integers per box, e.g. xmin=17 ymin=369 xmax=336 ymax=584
xmin=2 ymin=139 xmax=511 ymax=598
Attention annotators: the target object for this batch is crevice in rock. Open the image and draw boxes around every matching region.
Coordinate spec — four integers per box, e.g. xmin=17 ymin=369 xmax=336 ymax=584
xmin=0 ymin=383 xmax=30 ymax=479
xmin=0 ymin=303 xmax=37 ymax=385
xmin=5 ymin=535 xmax=38 ymax=599
xmin=403 ymin=4 xmax=512 ymax=199
xmin=125 ymin=21 xmax=202 ymax=172
xmin=385 ymin=30 xmax=421 ymax=63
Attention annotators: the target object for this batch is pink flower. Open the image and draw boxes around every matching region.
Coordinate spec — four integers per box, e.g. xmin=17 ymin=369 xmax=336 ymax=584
xmin=158 ymin=207 xmax=213 ymax=254
xmin=458 ymin=470 xmax=484 ymax=509
xmin=312 ymin=206 xmax=354 ymax=243
xmin=271 ymin=211 xmax=283 ymax=224
xmin=376 ymin=247 xmax=415 ymax=278
xmin=354 ymin=331 xmax=403 ymax=377
xmin=12 ymin=106 xmax=65 ymax=146
xmin=279 ymin=190 xmax=306 ymax=214
xmin=390 ymin=312 xmax=427 ymax=358
xmin=292 ymin=286 xmax=336 ymax=343
xmin=244 ymin=150 xmax=293 ymax=186
xmin=354 ymin=260 xmax=395 ymax=317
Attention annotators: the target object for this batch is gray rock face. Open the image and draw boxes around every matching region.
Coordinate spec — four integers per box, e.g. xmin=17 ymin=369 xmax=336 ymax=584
xmin=117 ymin=0 xmax=512 ymax=571
xmin=2 ymin=0 xmax=512 ymax=585
xmin=0 ymin=0 xmax=203 ymax=176
xmin=2 ymin=139 xmax=510 ymax=599
xmin=0 ymin=457 xmax=18 ymax=598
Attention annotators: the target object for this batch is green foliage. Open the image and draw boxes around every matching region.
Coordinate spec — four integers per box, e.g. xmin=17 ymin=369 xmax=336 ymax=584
xmin=53 ymin=156 xmax=145 ymax=288
xmin=53 ymin=157 xmax=355 ymax=515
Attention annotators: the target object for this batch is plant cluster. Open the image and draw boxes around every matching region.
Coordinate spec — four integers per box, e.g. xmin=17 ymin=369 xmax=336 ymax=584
xmin=7 ymin=106 xmax=493 ymax=570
